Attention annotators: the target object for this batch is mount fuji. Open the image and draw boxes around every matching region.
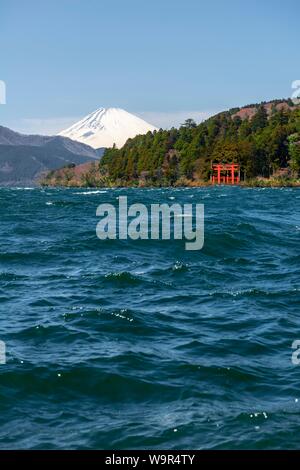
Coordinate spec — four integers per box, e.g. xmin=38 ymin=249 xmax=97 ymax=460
xmin=58 ymin=107 xmax=158 ymax=149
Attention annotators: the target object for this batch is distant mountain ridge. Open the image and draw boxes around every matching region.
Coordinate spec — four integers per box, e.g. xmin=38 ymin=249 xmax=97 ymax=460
xmin=0 ymin=125 xmax=103 ymax=186
xmin=0 ymin=125 xmax=102 ymax=157
xmin=228 ymin=99 xmax=296 ymax=121
xmin=58 ymin=107 xmax=158 ymax=149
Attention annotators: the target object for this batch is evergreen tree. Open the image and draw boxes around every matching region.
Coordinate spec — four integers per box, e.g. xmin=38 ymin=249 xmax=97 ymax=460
xmin=181 ymin=118 xmax=197 ymax=129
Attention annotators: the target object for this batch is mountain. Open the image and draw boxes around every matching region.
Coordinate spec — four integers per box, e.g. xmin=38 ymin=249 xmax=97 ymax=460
xmin=0 ymin=125 xmax=103 ymax=186
xmin=58 ymin=107 xmax=158 ymax=149
xmin=43 ymin=99 xmax=300 ymax=188
xmin=0 ymin=125 xmax=101 ymax=157
xmin=98 ymin=99 xmax=300 ymax=185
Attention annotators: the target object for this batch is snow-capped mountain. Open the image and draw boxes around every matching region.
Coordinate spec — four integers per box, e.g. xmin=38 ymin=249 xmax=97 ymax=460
xmin=58 ymin=107 xmax=158 ymax=149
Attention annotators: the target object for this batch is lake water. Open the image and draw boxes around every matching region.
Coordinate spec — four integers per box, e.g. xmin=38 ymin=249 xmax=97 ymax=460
xmin=0 ymin=186 xmax=299 ymax=449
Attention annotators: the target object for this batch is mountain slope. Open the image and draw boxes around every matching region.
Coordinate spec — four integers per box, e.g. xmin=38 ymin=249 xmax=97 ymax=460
xmin=97 ymin=99 xmax=300 ymax=185
xmin=0 ymin=125 xmax=103 ymax=186
xmin=0 ymin=125 xmax=101 ymax=158
xmin=58 ymin=107 xmax=158 ymax=149
xmin=43 ymin=99 xmax=300 ymax=187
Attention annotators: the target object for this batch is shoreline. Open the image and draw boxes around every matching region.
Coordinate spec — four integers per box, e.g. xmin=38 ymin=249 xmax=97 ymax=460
xmin=39 ymin=178 xmax=300 ymax=189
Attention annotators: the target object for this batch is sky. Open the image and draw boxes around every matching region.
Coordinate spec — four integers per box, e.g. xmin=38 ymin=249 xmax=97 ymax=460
xmin=0 ymin=0 xmax=299 ymax=134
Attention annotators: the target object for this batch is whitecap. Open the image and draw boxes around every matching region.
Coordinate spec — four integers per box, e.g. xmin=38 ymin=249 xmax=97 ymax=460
xmin=73 ymin=190 xmax=107 ymax=195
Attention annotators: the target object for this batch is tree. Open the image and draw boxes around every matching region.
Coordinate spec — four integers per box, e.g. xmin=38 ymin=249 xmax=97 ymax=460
xmin=251 ymin=105 xmax=268 ymax=131
xmin=181 ymin=118 xmax=197 ymax=129
xmin=288 ymin=134 xmax=300 ymax=175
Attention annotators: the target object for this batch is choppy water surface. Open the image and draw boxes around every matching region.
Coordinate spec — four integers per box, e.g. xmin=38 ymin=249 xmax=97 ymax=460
xmin=0 ymin=186 xmax=299 ymax=449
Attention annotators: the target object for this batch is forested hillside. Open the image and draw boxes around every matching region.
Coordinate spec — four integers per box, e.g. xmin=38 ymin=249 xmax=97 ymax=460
xmin=100 ymin=99 xmax=300 ymax=185
xmin=42 ymin=99 xmax=300 ymax=187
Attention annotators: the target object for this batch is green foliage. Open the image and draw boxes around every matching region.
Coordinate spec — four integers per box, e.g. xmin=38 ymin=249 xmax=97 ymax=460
xmin=251 ymin=105 xmax=268 ymax=131
xmin=288 ymin=133 xmax=300 ymax=174
xmin=43 ymin=100 xmax=300 ymax=187
xmin=99 ymin=100 xmax=300 ymax=185
xmin=181 ymin=118 xmax=197 ymax=129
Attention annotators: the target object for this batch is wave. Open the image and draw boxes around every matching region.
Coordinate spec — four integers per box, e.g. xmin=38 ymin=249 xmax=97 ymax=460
xmin=0 ymin=186 xmax=299 ymax=449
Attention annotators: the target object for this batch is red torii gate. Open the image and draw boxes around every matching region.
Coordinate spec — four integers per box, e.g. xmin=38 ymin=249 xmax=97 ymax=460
xmin=211 ymin=163 xmax=240 ymax=185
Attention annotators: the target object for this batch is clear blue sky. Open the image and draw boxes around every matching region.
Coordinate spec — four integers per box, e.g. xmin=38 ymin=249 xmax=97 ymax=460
xmin=0 ymin=0 xmax=299 ymax=133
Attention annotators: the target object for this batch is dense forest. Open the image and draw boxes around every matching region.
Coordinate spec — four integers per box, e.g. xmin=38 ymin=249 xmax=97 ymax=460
xmin=42 ymin=99 xmax=300 ymax=187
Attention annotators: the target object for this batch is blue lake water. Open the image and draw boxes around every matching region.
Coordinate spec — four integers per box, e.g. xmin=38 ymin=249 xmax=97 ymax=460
xmin=0 ymin=186 xmax=299 ymax=449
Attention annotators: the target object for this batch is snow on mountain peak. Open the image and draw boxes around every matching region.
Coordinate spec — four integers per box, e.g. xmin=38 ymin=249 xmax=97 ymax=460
xmin=58 ymin=107 xmax=158 ymax=149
